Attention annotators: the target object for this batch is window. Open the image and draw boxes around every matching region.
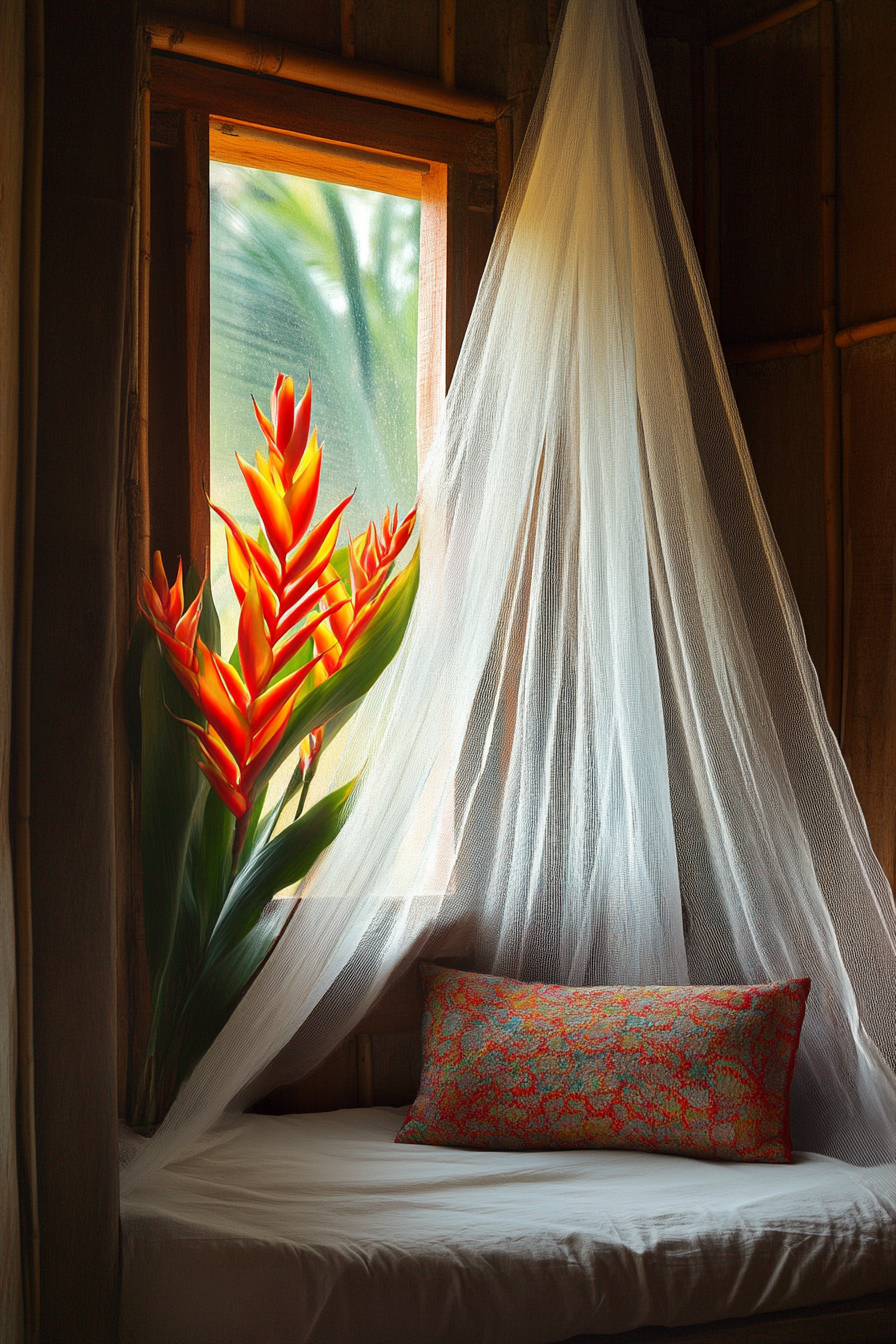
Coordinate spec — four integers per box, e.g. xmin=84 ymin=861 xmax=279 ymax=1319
xmin=208 ymin=124 xmax=430 ymax=655
xmin=145 ymin=62 xmax=491 ymax=580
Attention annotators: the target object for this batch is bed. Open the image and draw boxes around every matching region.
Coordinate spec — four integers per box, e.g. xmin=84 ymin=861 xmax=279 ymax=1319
xmin=119 ymin=1106 xmax=896 ymax=1344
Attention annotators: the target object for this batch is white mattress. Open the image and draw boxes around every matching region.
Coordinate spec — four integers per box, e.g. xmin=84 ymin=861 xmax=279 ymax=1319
xmin=119 ymin=1107 xmax=896 ymax=1344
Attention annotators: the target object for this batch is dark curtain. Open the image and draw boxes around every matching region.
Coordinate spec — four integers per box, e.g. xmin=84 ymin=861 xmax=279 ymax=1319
xmin=30 ymin=1 xmax=137 ymax=1338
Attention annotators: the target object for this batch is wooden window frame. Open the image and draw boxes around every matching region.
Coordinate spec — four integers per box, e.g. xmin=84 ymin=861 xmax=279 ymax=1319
xmin=207 ymin=116 xmax=449 ymax=553
xmin=145 ymin=52 xmax=502 ymax=575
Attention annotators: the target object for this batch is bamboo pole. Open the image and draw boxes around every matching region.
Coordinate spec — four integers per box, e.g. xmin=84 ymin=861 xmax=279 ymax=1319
xmin=144 ymin=11 xmax=504 ymax=124
xmin=439 ymin=0 xmax=456 ymax=89
xmin=340 ymin=0 xmax=355 ymax=61
xmin=820 ymin=0 xmax=842 ymax=734
xmin=723 ymin=317 xmax=896 ymax=363
xmin=836 ymin=315 xmax=896 ymax=347
xmin=725 ymin=334 xmax=823 ymax=364
xmin=712 ymin=0 xmax=820 ymax=49
xmin=14 ymin=1 xmax=44 ymax=1338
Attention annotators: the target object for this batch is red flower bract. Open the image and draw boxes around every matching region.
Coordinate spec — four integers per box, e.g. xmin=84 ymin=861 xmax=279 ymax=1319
xmin=141 ymin=374 xmax=416 ymax=835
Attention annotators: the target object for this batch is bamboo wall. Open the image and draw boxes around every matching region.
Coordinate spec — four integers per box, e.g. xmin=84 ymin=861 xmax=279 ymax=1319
xmin=644 ymin=0 xmax=896 ymax=888
xmin=156 ymin=0 xmax=550 ymax=108
xmin=837 ymin=0 xmax=896 ymax=883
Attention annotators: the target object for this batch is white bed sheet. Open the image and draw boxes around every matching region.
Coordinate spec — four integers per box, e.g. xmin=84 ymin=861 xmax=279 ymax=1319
xmin=119 ymin=1107 xmax=896 ymax=1344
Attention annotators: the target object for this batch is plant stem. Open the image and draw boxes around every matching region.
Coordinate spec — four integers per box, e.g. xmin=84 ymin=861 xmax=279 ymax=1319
xmin=294 ymin=776 xmax=312 ymax=820
xmin=230 ymin=808 xmax=251 ymax=874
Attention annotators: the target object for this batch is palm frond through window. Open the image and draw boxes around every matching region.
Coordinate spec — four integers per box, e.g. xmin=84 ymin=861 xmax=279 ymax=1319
xmin=210 ymin=162 xmax=422 ymax=660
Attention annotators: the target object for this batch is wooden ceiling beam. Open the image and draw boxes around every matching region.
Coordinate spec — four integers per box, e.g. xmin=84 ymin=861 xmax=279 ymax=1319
xmin=711 ymin=0 xmax=820 ymax=50
xmin=144 ymin=10 xmax=504 ymax=124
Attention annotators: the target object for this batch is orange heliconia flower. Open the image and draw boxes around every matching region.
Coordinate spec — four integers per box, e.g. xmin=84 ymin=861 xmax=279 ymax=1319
xmin=298 ymin=503 xmax=417 ymax=779
xmin=142 ymin=375 xmax=353 ymax=826
xmin=316 ymin=505 xmax=418 ymax=665
xmin=140 ymin=372 xmax=415 ymax=834
xmin=298 ymin=725 xmax=324 ymax=783
xmin=138 ymin=554 xmax=204 ymax=696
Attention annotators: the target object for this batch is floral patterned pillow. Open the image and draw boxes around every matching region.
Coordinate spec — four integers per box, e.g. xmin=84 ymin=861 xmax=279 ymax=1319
xmin=395 ymin=964 xmax=809 ymax=1162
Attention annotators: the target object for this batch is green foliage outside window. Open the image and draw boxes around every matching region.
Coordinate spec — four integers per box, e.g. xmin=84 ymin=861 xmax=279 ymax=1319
xmin=210 ymin=164 xmax=421 ymax=650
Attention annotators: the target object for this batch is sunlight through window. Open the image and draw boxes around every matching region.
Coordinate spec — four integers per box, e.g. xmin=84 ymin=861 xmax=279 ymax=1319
xmin=209 ymin=162 xmax=421 ymax=659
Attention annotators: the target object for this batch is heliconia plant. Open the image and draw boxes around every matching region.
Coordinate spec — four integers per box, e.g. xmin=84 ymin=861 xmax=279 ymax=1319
xmin=127 ymin=374 xmax=418 ymax=1129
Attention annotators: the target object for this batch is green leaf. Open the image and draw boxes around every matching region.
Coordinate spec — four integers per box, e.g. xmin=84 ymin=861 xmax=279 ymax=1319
xmin=191 ymin=564 xmax=221 ymax=657
xmin=139 ymin=632 xmax=208 ymax=995
xmin=130 ymin=568 xmax=220 ymax=1124
xmin=280 ymin=762 xmax=306 ymax=815
xmin=321 ymin=183 xmax=373 ymax=401
xmin=173 ymin=776 xmax=359 ymax=1082
xmin=206 ymin=775 xmax=359 ymax=965
xmin=319 ymin=694 xmax=363 ymax=750
xmin=245 ymin=795 xmax=283 ymax=863
xmin=279 ymin=694 xmax=362 ymax=814
xmin=329 ymin=541 xmax=351 ymax=591
xmin=139 ymin=565 xmax=221 ymax=1001
xmin=173 ymin=904 xmax=292 ymax=1087
xmin=191 ymin=787 xmax=235 ymax=949
xmin=256 ymin=546 xmax=419 ymax=793
xmin=239 ymin=784 xmax=269 ymax=867
xmin=146 ymin=856 xmax=203 ymax=1062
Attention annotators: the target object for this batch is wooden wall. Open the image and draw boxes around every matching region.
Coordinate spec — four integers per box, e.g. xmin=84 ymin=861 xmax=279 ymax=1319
xmin=643 ymin=0 xmax=896 ymax=888
xmin=717 ymin=3 xmax=829 ymax=692
xmin=156 ymin=0 xmax=549 ymax=100
xmin=30 ymin=2 xmax=137 ymax=1339
xmin=837 ymin=0 xmax=896 ymax=882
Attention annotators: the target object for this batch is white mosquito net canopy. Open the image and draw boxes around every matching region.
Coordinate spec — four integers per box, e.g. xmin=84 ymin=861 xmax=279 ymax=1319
xmin=122 ymin=0 xmax=896 ymax=1193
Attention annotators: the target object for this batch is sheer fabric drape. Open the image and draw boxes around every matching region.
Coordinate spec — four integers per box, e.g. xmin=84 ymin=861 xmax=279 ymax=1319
xmin=122 ymin=0 xmax=896 ymax=1194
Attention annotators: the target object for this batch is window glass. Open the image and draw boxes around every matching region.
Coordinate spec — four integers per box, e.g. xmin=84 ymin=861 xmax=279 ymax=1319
xmin=209 ymin=161 xmax=421 ymax=654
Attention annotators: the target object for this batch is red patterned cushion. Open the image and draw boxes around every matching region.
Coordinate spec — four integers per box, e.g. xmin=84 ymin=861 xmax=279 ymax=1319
xmin=395 ymin=965 xmax=809 ymax=1162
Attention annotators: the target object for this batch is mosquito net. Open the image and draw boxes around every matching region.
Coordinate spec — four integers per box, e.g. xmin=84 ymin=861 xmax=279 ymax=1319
xmin=121 ymin=0 xmax=896 ymax=1194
